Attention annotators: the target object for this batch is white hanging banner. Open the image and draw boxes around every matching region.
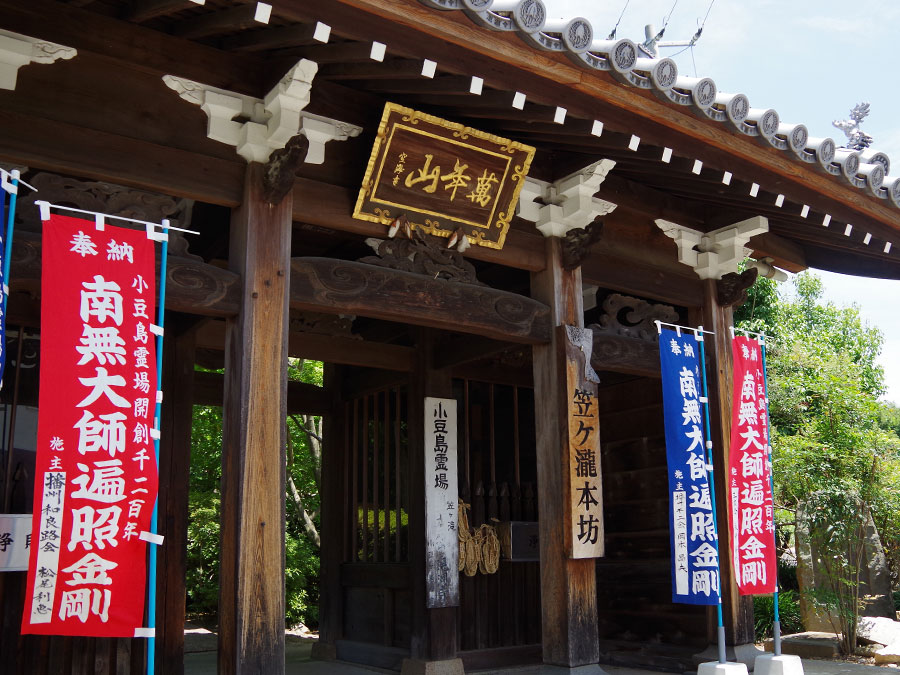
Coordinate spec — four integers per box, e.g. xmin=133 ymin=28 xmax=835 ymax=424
xmin=424 ymin=396 xmax=459 ymax=608
xmin=0 ymin=514 xmax=32 ymax=571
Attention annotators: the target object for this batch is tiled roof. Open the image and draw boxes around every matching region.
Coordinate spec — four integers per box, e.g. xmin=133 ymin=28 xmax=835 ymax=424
xmin=419 ymin=0 xmax=900 ymax=210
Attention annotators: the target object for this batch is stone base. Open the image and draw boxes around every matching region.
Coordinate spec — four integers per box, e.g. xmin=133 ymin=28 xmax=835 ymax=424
xmin=694 ymin=643 xmax=765 ymax=669
xmin=309 ymin=641 xmax=336 ymax=661
xmin=537 ymin=665 xmax=606 ymax=674
xmin=698 ymin=661 xmax=750 ymax=675
xmin=754 ymin=654 xmax=804 ymax=675
xmin=400 ymin=657 xmax=465 ymax=675
xmin=764 ymin=632 xmax=839 ymax=659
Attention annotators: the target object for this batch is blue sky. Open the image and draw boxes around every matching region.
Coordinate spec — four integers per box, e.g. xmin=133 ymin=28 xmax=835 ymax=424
xmin=547 ymin=0 xmax=900 ymax=401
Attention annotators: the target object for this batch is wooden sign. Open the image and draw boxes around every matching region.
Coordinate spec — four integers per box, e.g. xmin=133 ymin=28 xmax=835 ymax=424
xmin=563 ymin=327 xmax=605 ymax=559
xmin=424 ymin=397 xmax=459 ymax=608
xmin=353 ymin=103 xmax=535 ymax=250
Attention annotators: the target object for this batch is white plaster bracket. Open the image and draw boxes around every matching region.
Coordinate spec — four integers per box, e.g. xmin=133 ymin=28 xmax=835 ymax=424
xmin=162 ymin=59 xmax=362 ymax=164
xmin=655 ymin=216 xmax=769 ymax=280
xmin=0 ymin=30 xmax=76 ymax=90
xmin=517 ymin=158 xmax=618 ymax=237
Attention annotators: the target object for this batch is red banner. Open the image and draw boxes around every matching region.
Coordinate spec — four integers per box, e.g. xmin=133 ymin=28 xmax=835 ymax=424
xmin=22 ymin=213 xmax=158 ymax=636
xmin=727 ymin=335 xmax=777 ymax=595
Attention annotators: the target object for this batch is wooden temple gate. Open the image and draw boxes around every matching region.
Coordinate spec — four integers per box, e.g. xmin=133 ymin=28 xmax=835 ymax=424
xmin=2 ymin=0 xmax=900 ymax=673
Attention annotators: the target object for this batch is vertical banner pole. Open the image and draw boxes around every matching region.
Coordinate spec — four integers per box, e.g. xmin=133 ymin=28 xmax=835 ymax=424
xmin=2 ymin=170 xmax=18 ymax=316
xmin=146 ymin=222 xmax=169 ymax=675
xmin=697 ymin=329 xmax=727 ymax=664
xmin=759 ymin=337 xmax=781 ymax=656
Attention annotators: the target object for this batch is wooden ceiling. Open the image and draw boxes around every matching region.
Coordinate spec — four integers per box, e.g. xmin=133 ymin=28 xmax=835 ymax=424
xmin=5 ymin=0 xmax=900 ymax=278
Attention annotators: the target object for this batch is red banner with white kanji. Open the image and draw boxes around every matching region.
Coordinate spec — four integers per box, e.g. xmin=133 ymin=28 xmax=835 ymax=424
xmin=22 ymin=213 xmax=158 ymax=636
xmin=727 ymin=335 xmax=777 ymax=595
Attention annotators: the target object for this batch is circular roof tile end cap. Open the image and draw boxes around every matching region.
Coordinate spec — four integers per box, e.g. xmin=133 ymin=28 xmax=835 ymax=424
xmin=590 ymin=38 xmax=637 ymax=74
xmin=806 ymin=137 xmax=836 ymax=168
xmin=748 ymin=108 xmax=780 ymax=140
xmin=715 ymin=93 xmax=750 ymax=125
xmin=510 ymin=0 xmax=546 ymax=32
xmin=561 ymin=17 xmax=593 ymax=53
xmin=859 ymin=162 xmax=885 ymax=192
xmin=778 ymin=123 xmax=809 ymax=154
xmin=886 ymin=176 xmax=900 ymax=208
xmin=462 ymin=0 xmax=493 ymax=10
xmin=677 ymin=76 xmax=717 ymax=109
xmin=834 ymin=148 xmax=861 ymax=181
xmin=861 ymin=149 xmax=891 ymax=177
xmin=635 ymin=57 xmax=678 ymax=91
xmin=421 ymin=0 xmax=464 ymax=9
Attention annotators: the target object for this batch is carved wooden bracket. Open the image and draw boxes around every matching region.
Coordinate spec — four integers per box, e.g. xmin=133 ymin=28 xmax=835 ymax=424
xmin=291 ymin=257 xmax=550 ymax=343
xmin=262 ymin=134 xmax=310 ymax=205
xmin=360 ymin=228 xmax=480 ymax=284
xmin=716 ymin=268 xmax=758 ymax=307
xmin=591 ymin=293 xmax=679 ymax=342
xmin=561 ymin=220 xmax=604 ymax=270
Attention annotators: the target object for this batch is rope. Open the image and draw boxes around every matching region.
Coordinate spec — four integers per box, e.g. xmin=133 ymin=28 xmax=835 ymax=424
xmin=456 ymin=499 xmax=500 ymax=576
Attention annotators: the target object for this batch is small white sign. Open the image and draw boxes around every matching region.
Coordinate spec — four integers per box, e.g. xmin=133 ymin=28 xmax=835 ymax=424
xmin=0 ymin=513 xmax=33 ymax=572
xmin=424 ymin=397 xmax=459 ymax=608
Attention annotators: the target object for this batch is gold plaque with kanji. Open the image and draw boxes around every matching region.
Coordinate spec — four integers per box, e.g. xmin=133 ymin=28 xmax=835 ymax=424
xmin=353 ymin=103 xmax=535 ymax=250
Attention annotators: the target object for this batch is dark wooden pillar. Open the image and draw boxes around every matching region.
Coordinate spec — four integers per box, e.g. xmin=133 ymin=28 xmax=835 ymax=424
xmin=699 ymin=279 xmax=754 ymax=646
xmin=403 ymin=328 xmax=462 ymax=673
xmin=156 ymin=318 xmax=198 ymax=674
xmin=530 ymin=238 xmax=601 ymax=669
xmin=219 ymin=162 xmax=291 ymax=674
xmin=314 ymin=363 xmax=343 ymax=659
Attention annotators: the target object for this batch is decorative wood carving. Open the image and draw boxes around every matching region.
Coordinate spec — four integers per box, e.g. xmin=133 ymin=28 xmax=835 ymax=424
xmin=15 ymin=171 xmax=200 ymax=260
xmin=288 ymin=310 xmax=359 ymax=339
xmin=561 ymin=220 xmax=604 ymax=270
xmin=291 ymin=257 xmax=551 ymax=343
xmin=360 ymin=229 xmax=480 ymax=284
xmin=10 ymin=231 xmax=240 ymax=317
xmin=263 ymin=134 xmax=310 ymax=205
xmin=716 ymin=268 xmax=758 ymax=307
xmin=591 ymin=293 xmax=679 ymax=342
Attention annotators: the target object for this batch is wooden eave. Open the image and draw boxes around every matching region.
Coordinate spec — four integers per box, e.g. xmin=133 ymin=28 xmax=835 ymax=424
xmin=1 ymin=0 xmax=899 ymax=280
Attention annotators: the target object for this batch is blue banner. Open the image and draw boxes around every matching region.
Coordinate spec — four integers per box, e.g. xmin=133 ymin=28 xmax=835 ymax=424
xmin=659 ymin=328 xmax=721 ymax=605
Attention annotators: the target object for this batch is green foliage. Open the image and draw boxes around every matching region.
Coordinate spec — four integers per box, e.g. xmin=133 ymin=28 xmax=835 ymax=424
xmin=736 ymin=271 xmax=900 ymax=653
xmin=185 ymin=358 xmax=325 ymax=628
xmin=753 ymin=590 xmax=803 ymax=641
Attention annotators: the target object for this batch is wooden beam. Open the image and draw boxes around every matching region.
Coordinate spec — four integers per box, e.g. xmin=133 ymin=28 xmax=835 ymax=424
xmin=582 ymin=253 xmax=702 ymax=307
xmin=290 ymin=257 xmax=552 ymax=343
xmin=530 ymin=237 xmax=601 ymax=668
xmin=750 ymin=233 xmax=808 ymax=274
xmin=0 ymin=109 xmax=245 ymax=208
xmin=290 ymin=178 xmax=546 ymax=272
xmin=174 ymin=4 xmax=262 ymax=40
xmin=221 ymin=23 xmax=329 ymax=52
xmin=193 ymin=370 xmax=333 ymax=415
xmin=591 ymin=332 xmax=660 ymax=379
xmin=195 ymin=319 xmax=415 ymax=370
xmin=125 ymin=0 xmax=200 ymax=23
xmin=219 ymin=163 xmax=289 ymax=674
xmin=9 ymin=230 xmax=242 ymax=317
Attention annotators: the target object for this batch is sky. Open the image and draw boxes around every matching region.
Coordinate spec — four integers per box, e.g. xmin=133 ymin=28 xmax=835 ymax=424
xmin=545 ymin=0 xmax=900 ymax=401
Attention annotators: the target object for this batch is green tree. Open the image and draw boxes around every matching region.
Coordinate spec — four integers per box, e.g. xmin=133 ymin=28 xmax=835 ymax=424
xmin=736 ymin=271 xmax=900 ymax=653
xmin=185 ymin=359 xmax=324 ymax=628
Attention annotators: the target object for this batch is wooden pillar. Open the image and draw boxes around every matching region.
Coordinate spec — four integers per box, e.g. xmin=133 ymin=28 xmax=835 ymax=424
xmin=530 ymin=237 xmax=601 ymax=670
xmin=403 ymin=328 xmax=462 ymax=674
xmin=219 ymin=162 xmax=291 ymax=674
xmin=699 ymin=280 xmax=754 ymax=646
xmin=314 ymin=363 xmax=343 ymax=659
xmin=156 ymin=318 xmax=198 ymax=674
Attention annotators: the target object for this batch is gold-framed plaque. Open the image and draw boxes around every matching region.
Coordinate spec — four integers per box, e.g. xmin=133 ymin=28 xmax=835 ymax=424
xmin=353 ymin=102 xmax=535 ymax=250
